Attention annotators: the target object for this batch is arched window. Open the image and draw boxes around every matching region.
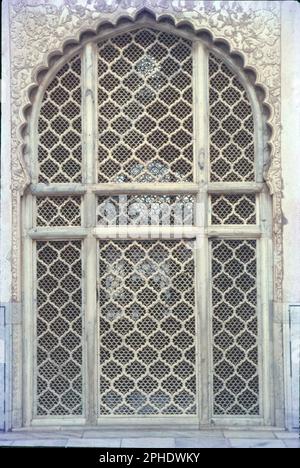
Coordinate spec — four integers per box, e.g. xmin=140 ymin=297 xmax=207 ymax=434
xmin=23 ymin=18 xmax=272 ymax=426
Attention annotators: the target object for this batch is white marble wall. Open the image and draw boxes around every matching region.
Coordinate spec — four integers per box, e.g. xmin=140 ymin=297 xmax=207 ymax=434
xmin=1 ymin=0 xmax=300 ymax=431
xmin=0 ymin=0 xmax=12 ymax=431
xmin=281 ymin=0 xmax=300 ymax=431
xmin=281 ymin=1 xmax=300 ymax=305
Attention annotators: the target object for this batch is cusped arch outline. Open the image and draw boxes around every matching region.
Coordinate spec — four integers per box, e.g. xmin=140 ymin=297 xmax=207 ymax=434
xmin=13 ymin=6 xmax=282 ymax=314
xmin=20 ymin=8 xmax=273 ymax=193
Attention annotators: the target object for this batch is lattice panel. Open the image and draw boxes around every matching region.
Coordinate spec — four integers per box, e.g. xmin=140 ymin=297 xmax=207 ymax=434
xmin=97 ymin=29 xmax=193 ymax=183
xmin=211 ymin=239 xmax=259 ymax=415
xmin=211 ymin=194 xmax=256 ymax=224
xmin=209 ymin=54 xmax=255 ymax=182
xmin=36 ymin=196 xmax=81 ymax=226
xmin=38 ymin=55 xmax=82 ymax=183
xmin=97 ymin=195 xmax=194 ymax=226
xmin=36 ymin=241 xmax=83 ymax=416
xmin=98 ymin=240 xmax=196 ymax=415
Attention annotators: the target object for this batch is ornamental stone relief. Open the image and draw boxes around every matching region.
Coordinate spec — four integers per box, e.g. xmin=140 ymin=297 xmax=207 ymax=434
xmin=8 ymin=0 xmax=282 ymax=300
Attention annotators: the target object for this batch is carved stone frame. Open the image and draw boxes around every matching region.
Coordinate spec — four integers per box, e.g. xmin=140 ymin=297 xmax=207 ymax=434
xmin=6 ymin=0 xmax=284 ymax=428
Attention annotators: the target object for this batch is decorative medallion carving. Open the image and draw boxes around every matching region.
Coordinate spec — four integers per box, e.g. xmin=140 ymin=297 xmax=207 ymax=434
xmin=9 ymin=0 xmax=282 ymax=303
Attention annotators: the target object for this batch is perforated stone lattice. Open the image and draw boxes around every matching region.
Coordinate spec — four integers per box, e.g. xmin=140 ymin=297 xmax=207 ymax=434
xmin=97 ymin=194 xmax=194 ymax=226
xmin=36 ymin=37 xmax=256 ymax=186
xmin=36 ymin=241 xmax=83 ymax=416
xmin=211 ymin=239 xmax=259 ymax=415
xmin=98 ymin=239 xmax=196 ymax=415
xmin=36 ymin=196 xmax=81 ymax=226
xmin=209 ymin=53 xmax=255 ymax=182
xmin=97 ymin=29 xmax=193 ymax=183
xmin=38 ymin=55 xmax=82 ymax=183
xmin=211 ymin=194 xmax=256 ymax=224
xmin=33 ymin=29 xmax=260 ymax=421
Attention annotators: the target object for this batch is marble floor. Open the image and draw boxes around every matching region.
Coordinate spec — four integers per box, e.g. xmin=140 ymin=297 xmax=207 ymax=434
xmin=0 ymin=428 xmax=299 ymax=448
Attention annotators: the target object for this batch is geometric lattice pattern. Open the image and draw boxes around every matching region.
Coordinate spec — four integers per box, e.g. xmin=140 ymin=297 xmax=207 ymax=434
xmin=98 ymin=240 xmax=196 ymax=415
xmin=209 ymin=53 xmax=255 ymax=182
xmin=211 ymin=194 xmax=256 ymax=224
xmin=36 ymin=241 xmax=82 ymax=416
xmin=97 ymin=29 xmax=193 ymax=183
xmin=33 ymin=30 xmax=261 ymax=423
xmin=38 ymin=55 xmax=82 ymax=183
xmin=211 ymin=240 xmax=259 ymax=415
xmin=36 ymin=196 xmax=81 ymax=226
xmin=97 ymin=194 xmax=194 ymax=226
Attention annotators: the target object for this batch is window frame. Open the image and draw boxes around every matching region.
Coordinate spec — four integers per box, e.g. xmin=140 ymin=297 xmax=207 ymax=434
xmin=22 ymin=19 xmax=274 ymax=428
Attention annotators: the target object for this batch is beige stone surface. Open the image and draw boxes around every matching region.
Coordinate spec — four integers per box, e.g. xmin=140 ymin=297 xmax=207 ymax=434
xmin=1 ymin=0 xmax=300 ymax=434
xmin=0 ymin=429 xmax=298 ymax=448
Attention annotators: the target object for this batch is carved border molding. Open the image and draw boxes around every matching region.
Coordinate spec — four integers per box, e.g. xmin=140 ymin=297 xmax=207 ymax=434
xmin=9 ymin=0 xmax=282 ymax=303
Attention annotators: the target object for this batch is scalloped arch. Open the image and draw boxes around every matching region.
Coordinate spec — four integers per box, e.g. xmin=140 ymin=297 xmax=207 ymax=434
xmin=20 ymin=7 xmax=273 ymax=193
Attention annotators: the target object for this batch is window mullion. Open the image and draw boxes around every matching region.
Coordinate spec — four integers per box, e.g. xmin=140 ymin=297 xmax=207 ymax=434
xmin=207 ymin=182 xmax=263 ymax=194
xmin=193 ymin=39 xmax=209 ymax=224
xmin=93 ymin=225 xmax=198 ymax=239
xmin=82 ymin=42 xmax=98 ymax=185
xmin=193 ymin=42 xmax=208 ymax=193
xmin=206 ymin=225 xmax=261 ymax=238
xmin=193 ymin=40 xmax=210 ymax=425
xmin=30 ymin=184 xmax=87 ymax=196
xmin=28 ymin=227 xmax=87 ymax=239
xmin=93 ymin=182 xmax=199 ymax=195
xmin=82 ymin=42 xmax=98 ymax=425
